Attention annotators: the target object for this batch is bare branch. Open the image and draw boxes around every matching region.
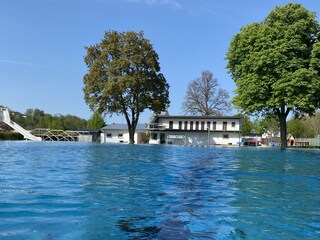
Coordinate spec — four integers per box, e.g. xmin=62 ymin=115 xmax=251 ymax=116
xmin=182 ymin=70 xmax=232 ymax=116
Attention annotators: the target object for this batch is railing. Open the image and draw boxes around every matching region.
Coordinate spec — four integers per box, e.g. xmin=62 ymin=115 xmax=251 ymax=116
xmin=146 ymin=123 xmax=166 ymax=130
xmin=295 ymin=137 xmax=320 ymax=147
xmin=32 ymin=128 xmax=90 ymax=141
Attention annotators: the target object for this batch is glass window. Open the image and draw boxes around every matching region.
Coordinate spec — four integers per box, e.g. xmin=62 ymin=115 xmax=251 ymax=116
xmin=195 ymin=121 xmax=199 ymax=130
xmin=169 ymin=121 xmax=173 ymax=130
xmin=223 ymin=122 xmax=227 ymax=131
xmin=212 ymin=122 xmax=216 ymax=130
xmin=223 ymin=134 xmax=229 ymax=139
xmin=184 ymin=121 xmax=188 ymax=130
xmin=107 ymin=133 xmax=112 ymax=138
xmin=190 ymin=121 xmax=193 ymax=130
xmin=179 ymin=121 xmax=182 ymax=130
xmin=232 ymin=122 xmax=236 ymax=127
xmin=151 ymin=133 xmax=157 ymax=140
xmin=201 ymin=122 xmax=205 ymax=130
xmin=118 ymin=133 xmax=123 ymax=138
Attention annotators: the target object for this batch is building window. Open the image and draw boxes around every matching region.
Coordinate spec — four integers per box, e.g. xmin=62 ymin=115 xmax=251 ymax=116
xmin=201 ymin=122 xmax=205 ymax=130
xmin=195 ymin=121 xmax=199 ymax=130
xmin=207 ymin=121 xmax=211 ymax=130
xmin=212 ymin=122 xmax=216 ymax=130
xmin=107 ymin=133 xmax=112 ymax=138
xmin=169 ymin=121 xmax=173 ymax=130
xmin=118 ymin=133 xmax=123 ymax=138
xmin=190 ymin=121 xmax=194 ymax=130
xmin=151 ymin=133 xmax=157 ymax=140
xmin=179 ymin=121 xmax=182 ymax=130
xmin=184 ymin=121 xmax=188 ymax=130
xmin=223 ymin=122 xmax=227 ymax=131
xmin=232 ymin=122 xmax=236 ymax=127
xmin=223 ymin=134 xmax=229 ymax=139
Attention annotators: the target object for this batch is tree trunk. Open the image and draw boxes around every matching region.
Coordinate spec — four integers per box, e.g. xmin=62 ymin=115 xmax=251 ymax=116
xmin=129 ymin=126 xmax=135 ymax=144
xmin=278 ymin=113 xmax=288 ymax=148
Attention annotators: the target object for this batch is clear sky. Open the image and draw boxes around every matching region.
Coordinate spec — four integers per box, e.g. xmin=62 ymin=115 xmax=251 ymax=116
xmin=1 ymin=0 xmax=319 ymax=124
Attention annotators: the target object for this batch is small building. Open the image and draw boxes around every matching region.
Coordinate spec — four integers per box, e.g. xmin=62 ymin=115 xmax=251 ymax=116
xmin=147 ymin=115 xmax=242 ymax=146
xmin=78 ymin=129 xmax=102 ymax=142
xmin=101 ymin=124 xmax=147 ymax=144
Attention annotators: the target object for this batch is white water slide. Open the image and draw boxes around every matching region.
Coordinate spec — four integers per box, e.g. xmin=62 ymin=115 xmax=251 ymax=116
xmin=0 ymin=107 xmax=42 ymax=141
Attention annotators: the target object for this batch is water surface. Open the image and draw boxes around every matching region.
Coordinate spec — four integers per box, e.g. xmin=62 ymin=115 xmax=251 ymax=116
xmin=0 ymin=142 xmax=319 ymax=239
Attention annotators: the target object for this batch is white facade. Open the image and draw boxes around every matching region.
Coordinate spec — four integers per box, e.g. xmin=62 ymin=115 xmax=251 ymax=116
xmin=101 ymin=124 xmax=147 ymax=144
xmin=147 ymin=115 xmax=242 ymax=146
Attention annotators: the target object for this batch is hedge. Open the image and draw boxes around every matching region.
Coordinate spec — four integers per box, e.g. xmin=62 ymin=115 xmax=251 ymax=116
xmin=0 ymin=132 xmax=24 ymax=140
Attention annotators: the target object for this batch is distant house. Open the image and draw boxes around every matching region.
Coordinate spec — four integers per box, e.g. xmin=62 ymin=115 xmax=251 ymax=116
xmin=147 ymin=115 xmax=242 ymax=146
xmin=101 ymin=124 xmax=147 ymax=144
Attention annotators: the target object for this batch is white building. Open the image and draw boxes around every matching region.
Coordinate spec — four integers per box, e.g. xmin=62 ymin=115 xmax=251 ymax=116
xmin=147 ymin=115 xmax=242 ymax=146
xmin=101 ymin=124 xmax=147 ymax=144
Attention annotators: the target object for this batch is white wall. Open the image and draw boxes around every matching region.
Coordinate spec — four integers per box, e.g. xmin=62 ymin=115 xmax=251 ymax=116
xmin=149 ymin=131 xmax=240 ymax=145
xmin=101 ymin=130 xmax=143 ymax=144
xmin=158 ymin=118 xmax=240 ymax=131
xmin=78 ymin=135 xmax=92 ymax=142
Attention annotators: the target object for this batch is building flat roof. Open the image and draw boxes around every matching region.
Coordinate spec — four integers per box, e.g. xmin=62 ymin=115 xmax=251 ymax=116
xmin=101 ymin=124 xmax=146 ymax=131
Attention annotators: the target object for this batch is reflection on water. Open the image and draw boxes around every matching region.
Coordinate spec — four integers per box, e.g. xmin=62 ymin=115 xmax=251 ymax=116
xmin=81 ymin=145 xmax=244 ymax=239
xmin=0 ymin=142 xmax=319 ymax=239
xmin=230 ymin=148 xmax=320 ymax=239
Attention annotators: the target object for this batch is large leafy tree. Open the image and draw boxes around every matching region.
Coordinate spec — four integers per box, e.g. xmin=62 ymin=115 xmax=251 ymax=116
xmin=182 ymin=70 xmax=231 ymax=116
xmin=83 ymin=30 xmax=170 ymax=143
xmin=226 ymin=3 xmax=320 ymax=147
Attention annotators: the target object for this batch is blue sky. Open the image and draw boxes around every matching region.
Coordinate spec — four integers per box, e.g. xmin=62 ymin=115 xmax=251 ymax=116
xmin=0 ymin=0 xmax=319 ymax=124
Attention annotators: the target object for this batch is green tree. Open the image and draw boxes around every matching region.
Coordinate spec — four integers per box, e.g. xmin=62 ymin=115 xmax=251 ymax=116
xmin=301 ymin=111 xmax=320 ymax=137
xmin=235 ymin=114 xmax=252 ymax=136
xmin=87 ymin=112 xmax=106 ymax=129
xmin=182 ymin=70 xmax=231 ymax=116
xmin=83 ymin=30 xmax=170 ymax=143
xmin=226 ymin=3 xmax=320 ymax=147
xmin=10 ymin=108 xmax=87 ymax=130
xmin=287 ymin=118 xmax=305 ymax=138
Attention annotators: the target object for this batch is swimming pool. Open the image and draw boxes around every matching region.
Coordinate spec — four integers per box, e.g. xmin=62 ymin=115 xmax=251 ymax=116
xmin=0 ymin=142 xmax=319 ymax=239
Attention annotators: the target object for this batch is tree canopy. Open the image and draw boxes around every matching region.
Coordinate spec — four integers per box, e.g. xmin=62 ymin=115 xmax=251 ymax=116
xmin=9 ymin=108 xmax=87 ymax=130
xmin=226 ymin=3 xmax=320 ymax=147
xmin=182 ymin=70 xmax=231 ymax=116
xmin=87 ymin=112 xmax=106 ymax=130
xmin=83 ymin=30 xmax=170 ymax=143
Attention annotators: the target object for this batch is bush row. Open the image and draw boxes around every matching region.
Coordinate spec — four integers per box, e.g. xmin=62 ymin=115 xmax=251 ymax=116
xmin=0 ymin=132 xmax=24 ymax=140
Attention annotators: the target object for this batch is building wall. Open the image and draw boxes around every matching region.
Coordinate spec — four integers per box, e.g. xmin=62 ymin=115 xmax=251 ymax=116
xmin=78 ymin=135 xmax=93 ymax=142
xmin=149 ymin=131 xmax=240 ymax=145
xmin=158 ymin=118 xmax=240 ymax=131
xmin=101 ymin=130 xmax=145 ymax=144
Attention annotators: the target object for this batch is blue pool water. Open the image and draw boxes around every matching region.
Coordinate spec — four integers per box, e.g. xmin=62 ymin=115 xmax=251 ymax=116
xmin=0 ymin=142 xmax=319 ymax=239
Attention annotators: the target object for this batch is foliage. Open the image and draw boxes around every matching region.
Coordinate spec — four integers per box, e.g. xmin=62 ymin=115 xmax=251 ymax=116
xmin=87 ymin=112 xmax=106 ymax=129
xmin=253 ymin=115 xmax=280 ymax=136
xmin=182 ymin=70 xmax=231 ymax=116
xmin=302 ymin=112 xmax=320 ymax=136
xmin=235 ymin=114 xmax=252 ymax=136
xmin=287 ymin=112 xmax=320 ymax=138
xmin=287 ymin=118 xmax=306 ymax=138
xmin=226 ymin=3 xmax=320 ymax=147
xmin=0 ymin=132 xmax=24 ymax=140
xmin=10 ymin=109 xmax=87 ymax=130
xmin=83 ymin=30 xmax=170 ymax=143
